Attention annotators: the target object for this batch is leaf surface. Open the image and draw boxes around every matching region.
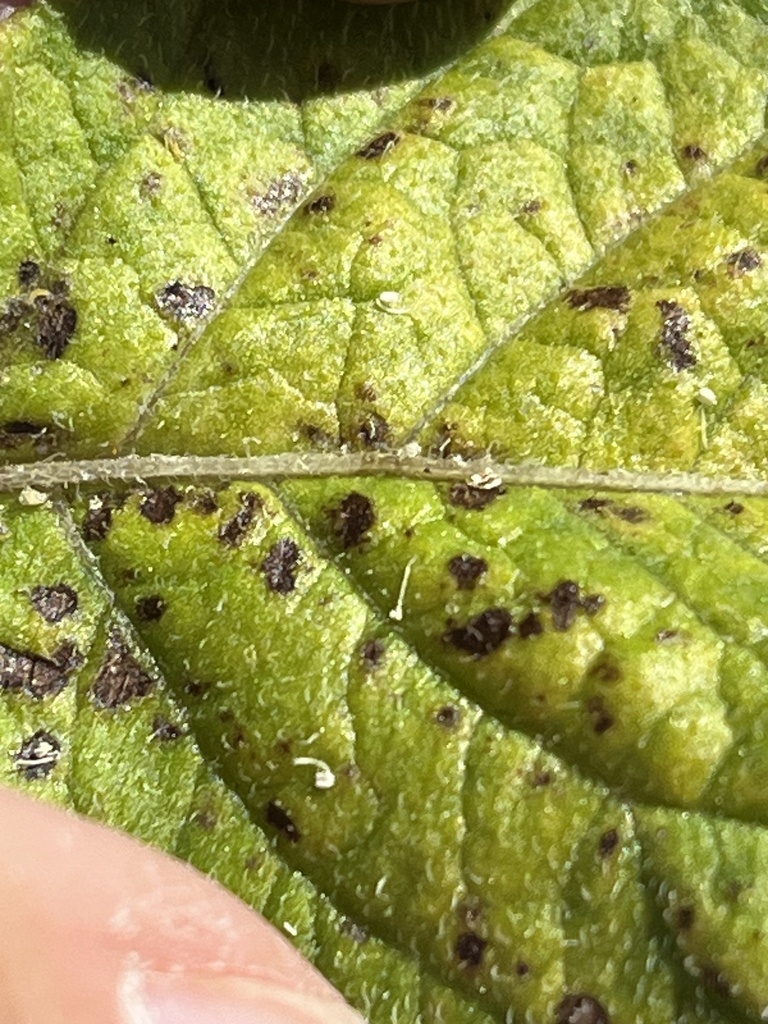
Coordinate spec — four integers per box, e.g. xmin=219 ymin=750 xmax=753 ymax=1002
xmin=3 ymin=2 xmax=768 ymax=1021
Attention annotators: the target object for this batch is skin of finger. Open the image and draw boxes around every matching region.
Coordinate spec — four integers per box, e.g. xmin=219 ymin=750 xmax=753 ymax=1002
xmin=0 ymin=786 xmax=355 ymax=1024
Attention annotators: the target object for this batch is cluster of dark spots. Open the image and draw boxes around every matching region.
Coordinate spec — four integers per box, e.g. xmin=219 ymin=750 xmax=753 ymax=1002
xmin=357 ymin=131 xmax=401 ymax=160
xmin=577 ymin=496 xmax=649 ymax=524
xmin=156 ymin=280 xmax=216 ymax=322
xmin=135 ymin=595 xmax=166 ymax=622
xmin=18 ymin=260 xmax=40 ymax=289
xmin=266 ymin=800 xmax=301 ymax=842
xmin=356 ymin=412 xmax=391 ymax=449
xmin=361 ymin=638 xmax=385 ymax=669
xmin=329 ymin=492 xmax=375 ymax=549
xmin=567 ymin=286 xmax=631 ymax=314
xmin=455 ymin=932 xmax=487 ymax=968
xmin=435 ymin=704 xmax=461 ymax=728
xmin=261 ymin=537 xmax=301 ymax=595
xmin=82 ymin=492 xmax=123 ymax=542
xmin=727 ymin=247 xmax=761 ymax=276
xmin=723 ymin=500 xmax=744 ymax=515
xmin=304 ymin=193 xmax=336 ymax=215
xmin=151 ymin=715 xmax=184 ymax=742
xmin=444 ymin=608 xmax=512 ymax=657
xmin=91 ymin=633 xmax=155 ymax=709
xmin=250 ymin=173 xmax=304 ymax=215
xmin=657 ymin=299 xmax=696 ymax=371
xmin=140 ymin=486 xmax=183 ymax=525
xmin=701 ymin=966 xmax=731 ymax=998
xmin=187 ymin=489 xmax=219 ymax=515
xmin=556 ymin=994 xmax=611 ymax=1024
xmin=598 ymin=828 xmax=619 ymax=858
xmin=2 ymin=264 xmax=78 ymax=359
xmin=676 ymin=905 xmax=695 ymax=930
xmin=30 ymin=583 xmax=78 ymax=623
xmin=14 ymin=730 xmax=62 ymax=780
xmin=341 ymin=919 xmax=369 ymax=944
xmin=518 ymin=611 xmax=543 ymax=638
xmin=448 ymin=481 xmax=505 ymax=510
xmin=448 ymin=553 xmax=487 ymax=590
xmin=0 ymin=640 xmax=81 ymax=700
xmin=681 ymin=144 xmax=708 ymax=162
xmin=218 ymin=491 xmax=263 ymax=547
xmin=587 ymin=696 xmax=614 ymax=734
xmin=140 ymin=171 xmax=164 ymax=198
xmin=547 ymin=580 xmax=605 ymax=631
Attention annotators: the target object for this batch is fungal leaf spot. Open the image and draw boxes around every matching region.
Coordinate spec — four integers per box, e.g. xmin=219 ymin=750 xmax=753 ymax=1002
xmin=91 ymin=632 xmax=155 ymax=709
xmin=261 ymin=538 xmax=301 ymax=595
xmin=357 ymin=131 xmax=400 ymax=160
xmin=266 ymin=800 xmax=301 ymax=843
xmin=14 ymin=730 xmax=62 ymax=780
xmin=329 ymin=493 xmax=375 ymax=549
xmin=444 ymin=608 xmax=512 ymax=657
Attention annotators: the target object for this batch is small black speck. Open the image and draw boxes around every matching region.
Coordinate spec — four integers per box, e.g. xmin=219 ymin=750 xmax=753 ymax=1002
xmin=357 ymin=131 xmax=400 ymax=160
xmin=724 ymin=501 xmax=744 ymax=515
xmin=655 ymin=629 xmax=683 ymax=644
xmin=435 ymin=705 xmax=461 ymax=728
xmin=518 ymin=611 xmax=543 ymax=638
xmin=448 ymin=553 xmax=488 ymax=590
xmin=587 ymin=696 xmax=614 ymax=734
xmin=456 ymin=932 xmax=487 ymax=967
xmin=151 ymin=716 xmax=184 ymax=742
xmin=516 ymin=960 xmax=530 ymax=977
xmin=304 ymin=194 xmax=336 ymax=215
xmin=361 ymin=638 xmax=385 ymax=668
xmin=218 ymin=492 xmax=262 ymax=547
xmin=548 ymin=580 xmax=582 ymax=632
xmin=677 ymin=906 xmax=695 ymax=930
xmin=82 ymin=493 xmax=120 ymax=542
xmin=136 ymin=595 xmax=166 ymax=622
xmin=612 ymin=505 xmax=649 ymax=524
xmin=567 ymin=286 xmax=630 ymax=314
xmin=329 ymin=492 xmax=375 ymax=549
xmin=598 ymin=828 xmax=619 ymax=858
xmin=18 ymin=260 xmax=40 ymax=290
xmin=140 ymin=486 xmax=183 ymax=525
xmin=444 ymin=608 xmax=512 ymax=657
xmin=578 ymin=497 xmax=613 ymax=514
xmin=681 ymin=144 xmax=707 ymax=161
xmin=261 ymin=538 xmax=301 ymax=595
xmin=14 ymin=729 xmax=62 ymax=780
xmin=266 ymin=800 xmax=301 ymax=843
xmin=30 ymin=583 xmax=78 ymax=623
xmin=556 ymin=994 xmax=610 ymax=1024
xmin=623 ymin=159 xmax=638 ymax=176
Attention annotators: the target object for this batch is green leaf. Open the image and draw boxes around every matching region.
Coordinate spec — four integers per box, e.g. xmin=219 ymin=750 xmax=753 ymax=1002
xmin=3 ymin=2 xmax=768 ymax=1021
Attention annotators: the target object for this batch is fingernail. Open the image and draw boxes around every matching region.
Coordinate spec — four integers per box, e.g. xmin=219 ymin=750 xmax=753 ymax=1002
xmin=120 ymin=968 xmax=366 ymax=1024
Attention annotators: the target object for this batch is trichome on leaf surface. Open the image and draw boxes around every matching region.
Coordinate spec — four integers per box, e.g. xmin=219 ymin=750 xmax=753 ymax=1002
xmin=3 ymin=1 xmax=768 ymax=1021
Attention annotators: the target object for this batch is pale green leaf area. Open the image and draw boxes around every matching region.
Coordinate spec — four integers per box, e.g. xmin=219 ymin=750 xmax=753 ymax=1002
xmin=4 ymin=1 xmax=768 ymax=1022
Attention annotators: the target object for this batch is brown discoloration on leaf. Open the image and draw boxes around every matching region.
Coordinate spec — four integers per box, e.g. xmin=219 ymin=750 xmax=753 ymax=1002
xmin=151 ymin=715 xmax=184 ymax=742
xmin=657 ymin=299 xmax=696 ymax=371
xmin=82 ymin=493 xmax=120 ymax=542
xmin=448 ymin=482 xmax=505 ymax=510
xmin=35 ymin=293 xmax=78 ymax=359
xmin=435 ymin=705 xmax=461 ymax=728
xmin=250 ymin=173 xmax=304 ymax=216
xmin=361 ymin=638 xmax=385 ymax=669
xmin=448 ymin=553 xmax=488 ymax=590
xmin=18 ymin=260 xmax=40 ymax=289
xmin=681 ymin=144 xmax=707 ymax=162
xmin=188 ymin=489 xmax=219 ymax=515
xmin=92 ymin=633 xmax=155 ymax=709
xmin=455 ymin=932 xmax=487 ymax=968
xmin=567 ymin=286 xmax=630 ymax=313
xmin=0 ymin=641 xmax=81 ymax=700
xmin=723 ymin=500 xmax=744 ymax=515
xmin=330 ymin=492 xmax=375 ymax=549
xmin=677 ymin=906 xmax=695 ymax=930
xmin=444 ymin=608 xmax=512 ymax=656
xmin=140 ymin=486 xmax=183 ymax=525
xmin=727 ymin=248 xmax=761 ymax=276
xmin=14 ymin=730 xmax=62 ymax=780
xmin=587 ymin=696 xmax=614 ymax=734
xmin=518 ymin=611 xmax=543 ymax=638
xmin=598 ymin=828 xmax=619 ymax=858
xmin=582 ymin=593 xmax=606 ymax=616
xmin=516 ymin=960 xmax=531 ymax=976
xmin=261 ymin=538 xmax=301 ymax=595
xmin=357 ymin=131 xmax=400 ymax=159
xmin=357 ymin=412 xmax=391 ymax=449
xmin=218 ymin=492 xmax=262 ymax=547
xmin=136 ymin=595 xmax=166 ymax=622
xmin=140 ymin=171 xmax=164 ymax=198
xmin=548 ymin=581 xmax=582 ymax=632
xmin=30 ymin=583 xmax=78 ymax=623
xmin=266 ymin=800 xmax=301 ymax=843
xmin=556 ymin=994 xmax=611 ymax=1024
xmin=156 ymin=281 xmax=216 ymax=321
xmin=304 ymin=193 xmax=336 ymax=215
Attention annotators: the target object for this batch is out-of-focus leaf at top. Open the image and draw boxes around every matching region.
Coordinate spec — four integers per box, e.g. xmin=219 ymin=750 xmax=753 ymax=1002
xmin=3 ymin=1 xmax=768 ymax=1021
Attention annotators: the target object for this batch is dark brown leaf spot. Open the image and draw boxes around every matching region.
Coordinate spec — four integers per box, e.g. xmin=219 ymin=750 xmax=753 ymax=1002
xmin=727 ymin=248 xmax=761 ymax=276
xmin=140 ymin=171 xmax=164 ymax=198
xmin=582 ymin=594 xmax=606 ymax=616
xmin=448 ymin=553 xmax=488 ymax=590
xmin=598 ymin=828 xmax=619 ymax=858
xmin=444 ymin=608 xmax=512 ymax=657
xmin=623 ymin=159 xmax=638 ymax=176
xmin=357 ymin=131 xmax=400 ymax=159
xmin=30 ymin=583 xmax=78 ymax=623
xmin=82 ymin=493 xmax=120 ymax=542
xmin=435 ymin=705 xmax=461 ymax=728
xmin=357 ymin=412 xmax=391 ymax=449
xmin=218 ymin=492 xmax=262 ymax=547
xmin=18 ymin=260 xmax=40 ymax=289
xmin=611 ymin=505 xmax=649 ymax=524
xmin=156 ymin=280 xmax=216 ymax=321
xmin=261 ymin=538 xmax=301 ymax=595
xmin=556 ymin=994 xmax=611 ymax=1024
xmin=14 ymin=730 xmax=61 ymax=780
xmin=140 ymin=486 xmax=182 ymax=525
xmin=0 ymin=297 xmax=29 ymax=334
xmin=521 ymin=199 xmax=542 ymax=215
xmin=304 ymin=193 xmax=336 ymax=215
xmin=0 ymin=641 xmax=80 ymax=699
xmin=578 ymin=497 xmax=613 ymax=513
xmin=330 ymin=492 xmax=375 ymax=549
xmin=448 ymin=482 xmax=505 ymax=510
xmin=518 ymin=611 xmax=544 ymax=638
xmin=587 ymin=696 xmax=614 ymax=734
xmin=266 ymin=800 xmax=301 ymax=843
xmin=251 ymin=173 xmax=304 ymax=215
xmin=724 ymin=500 xmax=744 ymax=515
xmin=456 ymin=932 xmax=487 ymax=967
xmin=677 ymin=906 xmax=695 ymax=931
xmin=91 ymin=634 xmax=155 ymax=709
xmin=151 ymin=715 xmax=184 ymax=742
xmin=567 ymin=286 xmax=630 ymax=314
xmin=36 ymin=295 xmax=77 ymax=359
xmin=136 ymin=595 xmax=166 ymax=622
xmin=681 ymin=144 xmax=707 ymax=161
xmin=188 ymin=489 xmax=219 ymax=515
xmin=657 ymin=299 xmax=696 ymax=371
xmin=361 ymin=638 xmax=385 ymax=668
xmin=548 ymin=581 xmax=582 ymax=631
xmin=516 ymin=960 xmax=531 ymax=976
